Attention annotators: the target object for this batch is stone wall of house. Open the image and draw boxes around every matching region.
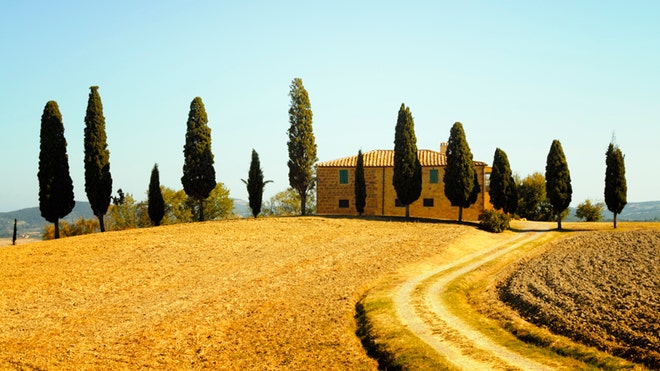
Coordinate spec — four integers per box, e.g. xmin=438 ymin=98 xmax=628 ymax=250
xmin=316 ymin=165 xmax=492 ymax=221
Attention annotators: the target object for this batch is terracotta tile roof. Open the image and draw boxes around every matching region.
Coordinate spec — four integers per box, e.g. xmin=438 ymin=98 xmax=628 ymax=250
xmin=317 ymin=149 xmax=487 ymax=167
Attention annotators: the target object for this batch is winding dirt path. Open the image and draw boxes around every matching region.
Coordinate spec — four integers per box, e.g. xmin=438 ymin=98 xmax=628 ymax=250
xmin=394 ymin=230 xmax=552 ymax=370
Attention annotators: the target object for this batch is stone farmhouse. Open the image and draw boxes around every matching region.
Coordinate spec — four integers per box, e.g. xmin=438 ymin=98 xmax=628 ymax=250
xmin=315 ymin=143 xmax=492 ymax=221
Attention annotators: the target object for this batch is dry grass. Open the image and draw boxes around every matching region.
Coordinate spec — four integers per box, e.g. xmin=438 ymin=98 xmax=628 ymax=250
xmin=0 ymin=216 xmax=471 ymax=370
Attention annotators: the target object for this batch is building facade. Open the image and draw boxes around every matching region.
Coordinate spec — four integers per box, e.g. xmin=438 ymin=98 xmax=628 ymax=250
xmin=316 ymin=144 xmax=492 ymax=221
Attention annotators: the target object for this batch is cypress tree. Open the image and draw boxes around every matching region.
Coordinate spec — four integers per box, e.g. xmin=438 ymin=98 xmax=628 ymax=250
xmin=489 ymin=148 xmax=517 ymax=214
xmin=354 ymin=149 xmax=366 ymax=216
xmin=287 ymin=78 xmax=318 ymax=215
xmin=242 ymin=149 xmax=271 ymax=218
xmin=443 ymin=122 xmax=479 ymax=222
xmin=148 ymin=164 xmax=165 ymax=226
xmin=545 ymin=139 xmax=572 ymax=229
xmin=12 ymin=219 xmax=17 ymax=245
xmin=604 ymin=142 xmax=627 ymax=228
xmin=392 ymin=103 xmax=422 ymax=219
xmin=84 ymin=86 xmax=112 ymax=232
xmin=181 ymin=96 xmax=216 ymax=221
xmin=39 ymin=100 xmax=75 ymax=239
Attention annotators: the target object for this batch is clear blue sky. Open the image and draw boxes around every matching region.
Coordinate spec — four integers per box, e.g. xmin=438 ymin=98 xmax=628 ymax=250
xmin=1 ymin=1 xmax=658 ymax=212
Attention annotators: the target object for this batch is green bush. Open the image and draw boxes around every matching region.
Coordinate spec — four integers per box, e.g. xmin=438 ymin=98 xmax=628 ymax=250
xmin=478 ymin=210 xmax=510 ymax=233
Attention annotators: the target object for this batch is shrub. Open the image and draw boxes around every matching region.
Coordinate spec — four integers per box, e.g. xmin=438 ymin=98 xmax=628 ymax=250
xmin=478 ymin=210 xmax=510 ymax=233
xmin=575 ymin=199 xmax=604 ymax=222
xmin=43 ymin=218 xmax=99 ymax=240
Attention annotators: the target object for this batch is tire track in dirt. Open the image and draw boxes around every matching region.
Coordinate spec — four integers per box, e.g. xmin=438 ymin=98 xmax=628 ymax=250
xmin=395 ymin=231 xmax=553 ymax=370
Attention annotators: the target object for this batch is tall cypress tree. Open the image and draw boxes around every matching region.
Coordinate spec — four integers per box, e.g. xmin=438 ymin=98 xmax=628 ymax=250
xmin=84 ymin=86 xmax=112 ymax=232
xmin=287 ymin=78 xmax=317 ymax=215
xmin=354 ymin=149 xmax=366 ymax=216
xmin=604 ymin=142 xmax=627 ymax=229
xmin=242 ymin=149 xmax=271 ymax=218
xmin=392 ymin=103 xmax=422 ymax=219
xmin=443 ymin=122 xmax=479 ymax=222
xmin=148 ymin=164 xmax=165 ymax=226
xmin=38 ymin=100 xmax=75 ymax=239
xmin=182 ymin=96 xmax=216 ymax=221
xmin=489 ymin=148 xmax=517 ymax=214
xmin=545 ymin=139 xmax=572 ymax=229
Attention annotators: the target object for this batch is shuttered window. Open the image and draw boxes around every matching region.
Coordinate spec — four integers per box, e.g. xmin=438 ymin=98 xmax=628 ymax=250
xmin=339 ymin=169 xmax=349 ymax=184
xmin=429 ymin=169 xmax=439 ymax=184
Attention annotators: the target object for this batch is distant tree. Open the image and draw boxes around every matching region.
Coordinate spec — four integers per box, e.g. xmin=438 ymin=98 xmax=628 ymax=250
xmin=107 ymin=192 xmax=149 ymax=230
xmin=444 ymin=122 xmax=479 ymax=222
xmin=161 ymin=187 xmax=194 ymax=224
xmin=545 ymin=140 xmax=572 ymax=229
xmin=354 ymin=149 xmax=367 ymax=216
xmin=287 ymin=78 xmax=318 ymax=216
xmin=112 ymin=188 xmax=125 ymax=206
xmin=84 ymin=86 xmax=113 ymax=232
xmin=575 ymin=199 xmax=604 ymax=222
xmin=12 ymin=219 xmax=17 ymax=245
xmin=188 ymin=183 xmax=234 ymax=221
xmin=516 ymin=172 xmax=556 ymax=221
xmin=148 ymin=164 xmax=165 ymax=226
xmin=242 ymin=149 xmax=272 ymax=218
xmin=604 ymin=142 xmax=627 ymax=228
xmin=181 ymin=96 xmax=216 ymax=221
xmin=38 ymin=100 xmax=75 ymax=239
xmin=392 ymin=103 xmax=422 ymax=219
xmin=263 ymin=188 xmax=316 ymax=216
xmin=489 ymin=148 xmax=517 ymax=214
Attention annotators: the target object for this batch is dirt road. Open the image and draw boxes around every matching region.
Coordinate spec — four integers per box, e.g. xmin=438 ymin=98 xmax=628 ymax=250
xmin=394 ymin=230 xmax=553 ymax=370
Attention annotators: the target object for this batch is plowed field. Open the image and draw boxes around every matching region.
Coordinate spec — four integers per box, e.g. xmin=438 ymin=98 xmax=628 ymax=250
xmin=0 ymin=217 xmax=469 ymax=370
xmin=499 ymin=229 xmax=660 ymax=369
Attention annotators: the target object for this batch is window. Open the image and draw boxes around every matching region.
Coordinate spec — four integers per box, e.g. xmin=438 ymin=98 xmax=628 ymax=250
xmin=338 ymin=199 xmax=349 ymax=208
xmin=429 ymin=169 xmax=439 ymax=184
xmin=395 ymin=199 xmax=405 ymax=207
xmin=339 ymin=169 xmax=349 ymax=184
xmin=423 ymin=198 xmax=434 ymax=207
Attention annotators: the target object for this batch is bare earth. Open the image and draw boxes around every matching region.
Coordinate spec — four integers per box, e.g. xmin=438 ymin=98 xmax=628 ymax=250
xmin=0 ymin=217 xmax=470 ymax=370
xmin=500 ymin=229 xmax=660 ymax=369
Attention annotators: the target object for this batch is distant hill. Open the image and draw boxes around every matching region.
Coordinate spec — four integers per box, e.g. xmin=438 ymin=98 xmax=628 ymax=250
xmin=567 ymin=200 xmax=660 ymax=222
xmin=1 ymin=199 xmax=254 ymax=238
xmin=0 ymin=201 xmax=95 ymax=238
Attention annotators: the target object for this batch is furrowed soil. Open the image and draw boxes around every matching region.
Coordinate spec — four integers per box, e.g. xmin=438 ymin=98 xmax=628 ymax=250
xmin=499 ymin=228 xmax=660 ymax=369
xmin=0 ymin=217 xmax=470 ymax=370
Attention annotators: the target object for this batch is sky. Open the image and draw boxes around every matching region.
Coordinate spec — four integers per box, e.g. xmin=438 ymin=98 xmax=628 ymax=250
xmin=1 ymin=1 xmax=658 ymax=212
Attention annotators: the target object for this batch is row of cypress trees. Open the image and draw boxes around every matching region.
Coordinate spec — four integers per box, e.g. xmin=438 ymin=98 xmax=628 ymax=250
xmin=483 ymin=140 xmax=626 ymax=229
xmin=354 ymin=103 xmax=627 ymax=229
xmin=38 ymin=87 xmax=112 ymax=239
xmin=389 ymin=103 xmax=481 ymax=222
xmin=38 ymin=88 xmax=228 ymax=238
xmin=38 ymin=91 xmax=230 ymax=236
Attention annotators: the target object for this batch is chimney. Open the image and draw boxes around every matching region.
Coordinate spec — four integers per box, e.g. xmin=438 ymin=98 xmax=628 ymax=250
xmin=440 ymin=142 xmax=448 ymax=155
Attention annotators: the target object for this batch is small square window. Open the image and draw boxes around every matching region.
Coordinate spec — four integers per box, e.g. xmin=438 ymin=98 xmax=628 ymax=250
xmin=338 ymin=199 xmax=349 ymax=208
xmin=339 ymin=169 xmax=349 ymax=184
xmin=429 ymin=169 xmax=439 ymax=184
xmin=423 ymin=198 xmax=434 ymax=207
xmin=395 ymin=199 xmax=405 ymax=207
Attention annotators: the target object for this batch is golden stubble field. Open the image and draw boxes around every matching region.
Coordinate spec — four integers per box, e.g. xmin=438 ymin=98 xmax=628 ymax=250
xmin=0 ymin=217 xmax=472 ymax=370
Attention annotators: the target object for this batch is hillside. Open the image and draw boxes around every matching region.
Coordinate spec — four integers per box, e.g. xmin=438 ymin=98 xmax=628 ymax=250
xmin=0 ymin=217 xmax=471 ymax=369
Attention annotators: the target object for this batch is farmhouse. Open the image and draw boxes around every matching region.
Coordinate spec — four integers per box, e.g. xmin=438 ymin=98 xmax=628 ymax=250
xmin=316 ymin=143 xmax=492 ymax=221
